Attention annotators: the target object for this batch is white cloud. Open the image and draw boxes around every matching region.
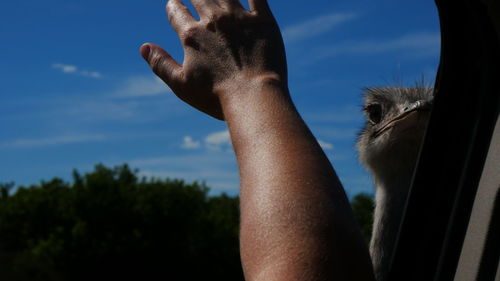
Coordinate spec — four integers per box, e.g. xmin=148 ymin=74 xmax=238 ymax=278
xmin=0 ymin=134 xmax=106 ymax=148
xmin=205 ymin=130 xmax=232 ymax=151
xmin=114 ymin=76 xmax=171 ymax=97
xmin=315 ymin=32 xmax=440 ymax=59
xmin=181 ymin=136 xmax=201 ymax=149
xmin=53 ymin=63 xmax=77 ymax=73
xmin=282 ymin=12 xmax=359 ymax=43
xmin=80 ymin=70 xmax=102 ymax=78
xmin=52 ymin=63 xmax=102 ymax=78
xmin=317 ymin=139 xmax=334 ymax=150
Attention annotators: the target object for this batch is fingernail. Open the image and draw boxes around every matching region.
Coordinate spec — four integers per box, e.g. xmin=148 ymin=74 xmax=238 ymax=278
xmin=140 ymin=44 xmax=151 ymax=60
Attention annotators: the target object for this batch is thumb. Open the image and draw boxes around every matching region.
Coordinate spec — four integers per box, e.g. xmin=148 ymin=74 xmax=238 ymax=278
xmin=140 ymin=43 xmax=182 ymax=86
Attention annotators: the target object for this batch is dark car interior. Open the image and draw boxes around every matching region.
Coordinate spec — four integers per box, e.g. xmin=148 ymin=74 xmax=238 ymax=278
xmin=387 ymin=0 xmax=500 ymax=280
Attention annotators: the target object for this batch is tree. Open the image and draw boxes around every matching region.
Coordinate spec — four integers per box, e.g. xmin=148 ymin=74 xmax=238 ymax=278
xmin=351 ymin=193 xmax=375 ymax=243
xmin=0 ymin=164 xmax=243 ymax=281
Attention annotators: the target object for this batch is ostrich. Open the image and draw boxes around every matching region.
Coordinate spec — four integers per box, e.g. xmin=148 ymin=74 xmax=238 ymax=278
xmin=356 ymin=87 xmax=434 ymax=281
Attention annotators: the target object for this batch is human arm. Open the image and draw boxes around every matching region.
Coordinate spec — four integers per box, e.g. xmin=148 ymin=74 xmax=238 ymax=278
xmin=140 ymin=0 xmax=375 ymax=280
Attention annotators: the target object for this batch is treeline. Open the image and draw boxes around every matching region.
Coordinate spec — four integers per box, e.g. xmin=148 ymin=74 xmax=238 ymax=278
xmin=0 ymin=164 xmax=373 ymax=281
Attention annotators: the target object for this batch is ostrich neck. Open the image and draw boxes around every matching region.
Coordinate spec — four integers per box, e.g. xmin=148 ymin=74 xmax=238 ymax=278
xmin=370 ymin=168 xmax=413 ymax=281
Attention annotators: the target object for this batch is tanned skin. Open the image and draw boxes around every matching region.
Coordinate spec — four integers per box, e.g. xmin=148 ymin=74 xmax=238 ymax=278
xmin=140 ymin=1 xmax=375 ymax=280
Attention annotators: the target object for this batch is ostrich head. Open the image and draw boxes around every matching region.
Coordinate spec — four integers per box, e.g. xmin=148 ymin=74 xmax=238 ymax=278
xmin=357 ymin=87 xmax=434 ymax=190
xmin=356 ymin=87 xmax=434 ymax=281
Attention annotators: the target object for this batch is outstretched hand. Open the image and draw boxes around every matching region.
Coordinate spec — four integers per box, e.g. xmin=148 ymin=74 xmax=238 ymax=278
xmin=140 ymin=2 xmax=377 ymax=281
xmin=140 ymin=0 xmax=287 ymax=120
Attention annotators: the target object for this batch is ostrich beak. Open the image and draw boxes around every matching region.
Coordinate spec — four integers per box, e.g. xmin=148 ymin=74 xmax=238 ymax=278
xmin=403 ymin=100 xmax=433 ymax=113
xmin=373 ymin=100 xmax=433 ymax=138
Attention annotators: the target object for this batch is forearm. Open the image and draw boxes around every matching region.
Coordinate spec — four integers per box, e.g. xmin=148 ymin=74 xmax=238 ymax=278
xmin=220 ymin=77 xmax=375 ymax=281
xmin=141 ymin=1 xmax=375 ymax=278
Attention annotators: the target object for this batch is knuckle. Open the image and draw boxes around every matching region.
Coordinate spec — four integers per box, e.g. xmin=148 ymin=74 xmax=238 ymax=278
xmin=183 ymin=25 xmax=198 ymax=37
xmin=149 ymin=53 xmax=166 ymax=76
xmin=205 ymin=11 xmax=238 ymax=31
xmin=217 ymin=11 xmax=234 ymax=23
xmin=208 ymin=10 xmax=233 ymax=24
xmin=180 ymin=25 xmax=199 ymax=45
xmin=203 ymin=20 xmax=216 ymax=32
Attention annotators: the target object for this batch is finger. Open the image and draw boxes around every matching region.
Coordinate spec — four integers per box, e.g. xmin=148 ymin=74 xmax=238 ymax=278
xmin=217 ymin=0 xmax=244 ymax=11
xmin=247 ymin=0 xmax=270 ymax=14
xmin=166 ymin=0 xmax=197 ymax=32
xmin=190 ymin=0 xmax=218 ymax=17
xmin=140 ymin=43 xmax=183 ymax=87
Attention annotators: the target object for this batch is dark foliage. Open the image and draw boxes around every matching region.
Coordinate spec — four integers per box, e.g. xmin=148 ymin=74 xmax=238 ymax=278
xmin=351 ymin=193 xmax=375 ymax=243
xmin=0 ymin=164 xmax=374 ymax=280
xmin=0 ymin=164 xmax=242 ymax=281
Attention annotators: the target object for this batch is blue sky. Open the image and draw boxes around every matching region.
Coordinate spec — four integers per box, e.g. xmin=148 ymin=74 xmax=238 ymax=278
xmin=0 ymin=0 xmax=440 ymax=197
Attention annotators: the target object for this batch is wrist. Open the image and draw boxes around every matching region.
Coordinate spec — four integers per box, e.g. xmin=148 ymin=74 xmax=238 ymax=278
xmin=219 ymin=72 xmax=307 ymax=151
xmin=217 ymin=72 xmax=290 ymax=111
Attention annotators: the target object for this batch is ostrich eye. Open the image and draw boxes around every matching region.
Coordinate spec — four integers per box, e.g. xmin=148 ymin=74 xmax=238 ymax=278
xmin=365 ymin=104 xmax=382 ymax=124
